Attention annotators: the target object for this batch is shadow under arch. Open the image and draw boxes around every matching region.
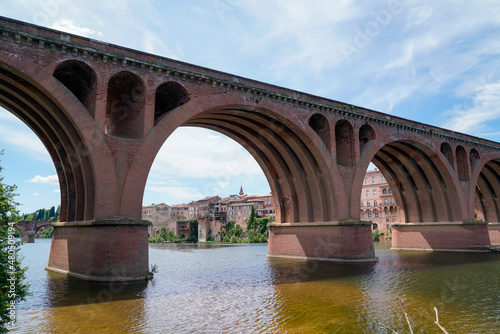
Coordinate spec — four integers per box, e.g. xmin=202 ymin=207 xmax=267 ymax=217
xmin=0 ymin=62 xmax=95 ymax=222
xmin=181 ymin=106 xmax=338 ymax=224
xmin=471 ymin=158 xmax=500 ymax=223
xmin=359 ymin=139 xmax=465 ymax=223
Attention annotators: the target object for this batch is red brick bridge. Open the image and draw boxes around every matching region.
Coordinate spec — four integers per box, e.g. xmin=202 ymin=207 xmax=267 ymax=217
xmin=14 ymin=221 xmax=53 ymax=243
xmin=1 ymin=17 xmax=499 ymax=281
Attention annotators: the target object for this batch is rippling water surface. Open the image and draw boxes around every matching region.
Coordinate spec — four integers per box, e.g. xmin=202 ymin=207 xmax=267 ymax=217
xmin=11 ymin=240 xmax=500 ymax=333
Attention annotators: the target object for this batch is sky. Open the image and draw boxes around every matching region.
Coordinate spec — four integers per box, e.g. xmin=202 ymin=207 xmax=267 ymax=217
xmin=0 ymin=1 xmax=500 ymax=214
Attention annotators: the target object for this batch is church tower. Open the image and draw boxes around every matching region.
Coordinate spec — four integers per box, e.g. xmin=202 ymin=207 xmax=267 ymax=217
xmin=239 ymin=185 xmax=244 ymax=196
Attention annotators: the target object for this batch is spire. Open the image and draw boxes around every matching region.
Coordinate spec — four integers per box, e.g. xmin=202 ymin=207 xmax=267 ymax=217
xmin=239 ymin=185 xmax=244 ymax=196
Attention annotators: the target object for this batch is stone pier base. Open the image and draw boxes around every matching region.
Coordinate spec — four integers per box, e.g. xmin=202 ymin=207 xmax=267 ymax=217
xmin=488 ymin=223 xmax=500 ymax=245
xmin=46 ymin=218 xmax=151 ymax=281
xmin=267 ymin=221 xmax=376 ymax=263
xmin=22 ymin=231 xmax=35 ymax=243
xmin=391 ymin=222 xmax=491 ymax=252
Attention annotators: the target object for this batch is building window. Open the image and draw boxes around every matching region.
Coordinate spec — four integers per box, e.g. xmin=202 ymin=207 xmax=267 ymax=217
xmin=373 ymin=189 xmax=377 ymax=196
xmin=361 ymin=211 xmax=365 ymax=218
xmin=367 ymin=201 xmax=370 ymax=207
xmin=366 ymin=190 xmax=369 ymax=197
xmin=372 ymin=176 xmax=376 ymax=183
xmin=365 ymin=177 xmax=369 ymax=184
xmin=375 ymin=210 xmax=379 ymax=218
xmin=391 ymin=198 xmax=394 ymax=205
xmin=360 ymin=201 xmax=364 ymax=208
xmin=373 ymin=223 xmax=378 ymax=230
xmin=382 ymin=175 xmax=385 ymax=182
xmin=374 ymin=200 xmax=377 ymax=206
xmin=368 ymin=211 xmax=372 ymax=218
xmin=384 ymin=199 xmax=388 ymax=205
xmin=385 ymin=208 xmax=389 ymax=215
xmin=388 ymin=188 xmax=392 ymax=194
xmin=383 ymin=188 xmax=387 ymax=194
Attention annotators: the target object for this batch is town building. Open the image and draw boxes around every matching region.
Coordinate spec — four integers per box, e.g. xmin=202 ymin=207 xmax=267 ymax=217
xmin=144 ymin=176 xmax=402 ymax=241
xmin=143 ymin=186 xmax=276 ymax=240
xmin=141 ymin=203 xmax=171 ymax=235
xmin=360 ymin=169 xmax=405 ymax=235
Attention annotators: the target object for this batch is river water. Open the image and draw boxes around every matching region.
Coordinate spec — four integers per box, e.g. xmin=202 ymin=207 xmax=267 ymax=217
xmin=10 ymin=239 xmax=500 ymax=333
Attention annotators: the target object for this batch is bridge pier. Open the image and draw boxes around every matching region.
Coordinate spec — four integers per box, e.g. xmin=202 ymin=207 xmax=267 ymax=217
xmin=488 ymin=223 xmax=500 ymax=245
xmin=19 ymin=231 xmax=35 ymax=243
xmin=267 ymin=221 xmax=377 ymax=262
xmin=25 ymin=231 xmax=35 ymax=243
xmin=46 ymin=218 xmax=151 ymax=281
xmin=391 ymin=222 xmax=491 ymax=252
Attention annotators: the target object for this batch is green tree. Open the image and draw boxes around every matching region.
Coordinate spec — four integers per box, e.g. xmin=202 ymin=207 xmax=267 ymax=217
xmin=0 ymin=152 xmax=30 ymax=332
xmin=246 ymin=205 xmax=256 ymax=231
xmin=48 ymin=206 xmax=55 ymax=221
xmin=148 ymin=226 xmax=183 ymax=243
xmin=256 ymin=217 xmax=269 ymax=235
xmin=224 ymin=221 xmax=234 ymax=233
xmin=187 ymin=219 xmax=198 ymax=243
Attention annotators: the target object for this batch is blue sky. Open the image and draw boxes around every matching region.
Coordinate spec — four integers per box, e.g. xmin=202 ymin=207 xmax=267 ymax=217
xmin=1 ymin=1 xmax=500 ymax=214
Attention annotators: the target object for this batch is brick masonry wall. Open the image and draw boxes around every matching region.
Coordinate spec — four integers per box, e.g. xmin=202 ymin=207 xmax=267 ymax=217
xmin=392 ymin=223 xmax=491 ymax=251
xmin=488 ymin=224 xmax=500 ymax=244
xmin=268 ymin=224 xmax=376 ymax=262
xmin=47 ymin=223 xmax=149 ymax=280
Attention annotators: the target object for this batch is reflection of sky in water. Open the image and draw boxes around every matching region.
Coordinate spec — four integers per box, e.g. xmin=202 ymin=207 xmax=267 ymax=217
xmin=13 ymin=240 xmax=500 ymax=333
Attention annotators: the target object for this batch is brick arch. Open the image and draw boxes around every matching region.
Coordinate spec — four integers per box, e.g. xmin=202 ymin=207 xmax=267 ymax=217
xmin=53 ymin=59 xmax=97 ymax=117
xmin=440 ymin=142 xmax=454 ymax=167
xmin=105 ymin=71 xmax=146 ymax=139
xmin=308 ymin=113 xmax=331 ymax=150
xmin=470 ymin=148 xmax=480 ymax=171
xmin=127 ymin=96 xmax=340 ymax=224
xmin=354 ymin=138 xmax=465 ymax=223
xmin=470 ymin=158 xmax=500 ymax=223
xmin=359 ymin=124 xmax=376 ymax=154
xmin=184 ymin=107 xmax=338 ymax=224
xmin=0 ymin=63 xmax=95 ymax=222
xmin=154 ymin=81 xmax=189 ymax=125
xmin=335 ymin=120 xmax=355 ymax=167
xmin=456 ymin=145 xmax=470 ymax=182
xmin=375 ymin=141 xmax=464 ymax=222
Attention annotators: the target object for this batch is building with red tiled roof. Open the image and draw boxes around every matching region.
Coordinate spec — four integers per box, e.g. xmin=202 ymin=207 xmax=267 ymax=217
xmin=143 ymin=187 xmax=276 ymax=240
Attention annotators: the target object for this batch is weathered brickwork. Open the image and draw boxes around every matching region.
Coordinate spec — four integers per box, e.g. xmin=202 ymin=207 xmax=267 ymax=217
xmin=392 ymin=223 xmax=491 ymax=251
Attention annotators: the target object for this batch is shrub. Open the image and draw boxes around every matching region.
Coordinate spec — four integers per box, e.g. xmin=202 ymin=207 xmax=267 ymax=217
xmin=1 ymin=152 xmax=30 ymax=331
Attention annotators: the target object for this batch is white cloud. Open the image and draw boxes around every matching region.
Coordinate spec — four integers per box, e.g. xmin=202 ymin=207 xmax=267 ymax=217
xmin=50 ymin=18 xmax=103 ymax=38
xmin=54 ymin=189 xmax=60 ymax=193
xmin=28 ymin=174 xmax=59 ymax=185
xmin=150 ymin=127 xmax=262 ymax=179
xmin=33 ymin=193 xmax=39 ymax=196
xmin=0 ymin=109 xmax=50 ymax=160
xmin=443 ymin=81 xmax=500 ymax=134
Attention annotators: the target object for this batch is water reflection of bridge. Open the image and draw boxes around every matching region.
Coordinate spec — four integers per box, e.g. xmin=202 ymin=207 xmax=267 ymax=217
xmin=14 ymin=221 xmax=53 ymax=243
